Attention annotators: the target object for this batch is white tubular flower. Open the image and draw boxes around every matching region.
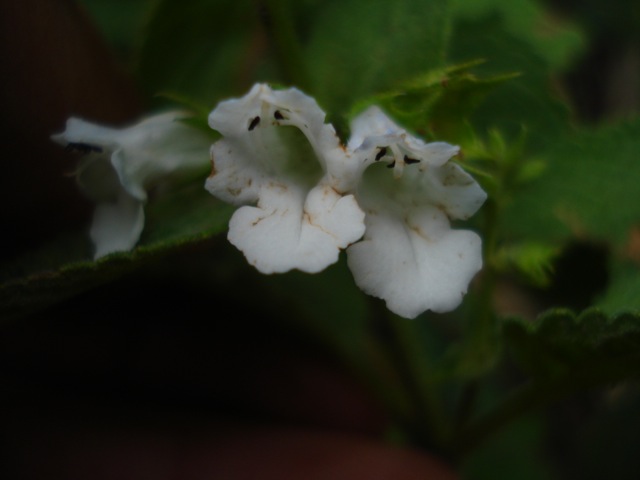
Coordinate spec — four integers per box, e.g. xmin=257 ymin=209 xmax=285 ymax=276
xmin=205 ymin=83 xmax=365 ymax=274
xmin=345 ymin=106 xmax=487 ymax=319
xmin=52 ymin=112 xmax=212 ymax=259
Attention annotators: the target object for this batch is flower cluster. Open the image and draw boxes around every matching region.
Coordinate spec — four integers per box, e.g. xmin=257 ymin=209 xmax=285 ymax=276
xmin=53 ymin=84 xmax=486 ymax=319
xmin=205 ymin=84 xmax=487 ymax=318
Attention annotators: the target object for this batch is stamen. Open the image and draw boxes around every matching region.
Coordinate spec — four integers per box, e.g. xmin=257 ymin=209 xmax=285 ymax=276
xmin=274 ymin=110 xmax=285 ymax=120
xmin=387 ymin=160 xmax=396 ymax=169
xmin=375 ymin=147 xmax=387 ymax=161
xmin=404 ymin=155 xmax=420 ymax=165
xmin=248 ymin=116 xmax=261 ymax=131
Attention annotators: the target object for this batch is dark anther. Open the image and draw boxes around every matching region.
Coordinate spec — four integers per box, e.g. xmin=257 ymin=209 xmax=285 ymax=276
xmin=248 ymin=116 xmax=261 ymax=131
xmin=404 ymin=155 xmax=420 ymax=164
xmin=274 ymin=110 xmax=284 ymax=120
xmin=375 ymin=147 xmax=387 ymax=161
xmin=65 ymin=142 xmax=103 ymax=154
xmin=387 ymin=161 xmax=396 ymax=169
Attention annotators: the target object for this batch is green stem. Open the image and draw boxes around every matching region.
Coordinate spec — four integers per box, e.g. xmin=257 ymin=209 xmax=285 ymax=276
xmin=260 ymin=0 xmax=311 ymax=90
xmin=369 ymin=303 xmax=450 ymax=452
xmin=450 ymin=198 xmax=501 ymax=452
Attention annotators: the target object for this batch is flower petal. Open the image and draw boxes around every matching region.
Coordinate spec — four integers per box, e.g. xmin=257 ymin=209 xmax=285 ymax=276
xmin=347 ymin=205 xmax=483 ymax=318
xmin=227 ymin=180 xmax=364 ymax=274
xmin=53 ymin=112 xmax=211 ymax=201
xmin=90 ymin=192 xmax=144 ymax=259
xmin=420 ymin=162 xmax=487 ymax=220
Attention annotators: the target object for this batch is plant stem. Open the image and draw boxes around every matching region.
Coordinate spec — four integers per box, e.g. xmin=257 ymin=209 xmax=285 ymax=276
xmin=369 ymin=303 xmax=450 ymax=452
xmin=449 ymin=197 xmax=502 ymax=454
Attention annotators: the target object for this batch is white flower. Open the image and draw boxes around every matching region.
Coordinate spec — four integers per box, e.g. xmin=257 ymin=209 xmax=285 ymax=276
xmin=345 ymin=106 xmax=487 ymax=318
xmin=205 ymin=83 xmax=365 ymax=274
xmin=204 ymin=84 xmax=486 ymax=319
xmin=52 ymin=111 xmax=211 ymax=258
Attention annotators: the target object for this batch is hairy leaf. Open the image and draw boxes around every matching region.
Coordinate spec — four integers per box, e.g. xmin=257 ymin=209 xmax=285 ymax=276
xmin=503 ymin=309 xmax=640 ymax=383
xmin=1 ymin=183 xmax=234 ymax=322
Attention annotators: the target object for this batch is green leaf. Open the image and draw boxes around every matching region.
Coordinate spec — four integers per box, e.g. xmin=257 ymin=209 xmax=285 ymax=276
xmin=0 ymin=179 xmax=234 ymax=322
xmin=503 ymin=308 xmax=640 ymax=382
xmin=136 ymin=0 xmax=453 ymax=124
xmin=0 ymin=235 xmax=215 ymax=323
xmin=492 ymin=242 xmax=559 ymax=288
xmin=454 ymin=309 xmax=640 ymax=454
xmin=78 ymin=0 xmax=152 ymax=61
xmin=501 ymin=118 xmax=640 ymax=246
xmin=302 ymin=0 xmax=453 ymax=116
xmin=135 ymin=0 xmax=271 ymax=108
xmin=451 ymin=0 xmax=585 ymax=72
xmin=462 ymin=412 xmax=556 ymax=480
xmin=448 ymin=10 xmax=577 ymax=146
xmin=596 ymin=260 xmax=640 ymax=315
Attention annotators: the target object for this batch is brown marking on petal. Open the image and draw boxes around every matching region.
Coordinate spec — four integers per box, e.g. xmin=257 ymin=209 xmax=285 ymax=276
xmin=405 ymin=215 xmax=435 ymax=243
xmin=442 ymin=173 xmax=473 ymax=187
xmin=329 ymin=185 xmax=344 ymax=196
xmin=208 ymin=153 xmax=217 ymax=178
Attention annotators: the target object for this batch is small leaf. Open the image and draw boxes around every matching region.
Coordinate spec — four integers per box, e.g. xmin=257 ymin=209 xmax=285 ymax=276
xmin=350 ymin=61 xmax=518 ymax=141
xmin=492 ymin=242 xmax=559 ymax=287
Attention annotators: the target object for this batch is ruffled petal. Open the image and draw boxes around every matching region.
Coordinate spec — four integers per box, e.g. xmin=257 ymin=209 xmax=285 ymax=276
xmin=347 ymin=205 xmax=483 ymax=318
xmin=227 ymin=180 xmax=365 ymax=274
